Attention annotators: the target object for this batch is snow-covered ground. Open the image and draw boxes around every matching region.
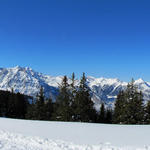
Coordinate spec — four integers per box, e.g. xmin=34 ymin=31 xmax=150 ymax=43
xmin=0 ymin=118 xmax=150 ymax=150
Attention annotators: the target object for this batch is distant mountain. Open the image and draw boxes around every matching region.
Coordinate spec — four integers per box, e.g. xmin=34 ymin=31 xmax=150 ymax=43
xmin=87 ymin=77 xmax=150 ymax=109
xmin=0 ymin=66 xmax=150 ymax=109
xmin=0 ymin=66 xmax=61 ymax=100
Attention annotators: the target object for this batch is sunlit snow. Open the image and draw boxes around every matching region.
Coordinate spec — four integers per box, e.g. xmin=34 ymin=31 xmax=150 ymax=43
xmin=0 ymin=118 xmax=150 ymax=149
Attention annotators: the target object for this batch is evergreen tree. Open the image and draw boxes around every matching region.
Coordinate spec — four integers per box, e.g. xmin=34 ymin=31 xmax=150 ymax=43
xmin=113 ymin=90 xmax=126 ymax=123
xmin=44 ymin=97 xmax=53 ymax=120
xmin=7 ymin=91 xmax=16 ymax=118
xmin=70 ymin=73 xmax=77 ymax=121
xmin=113 ymin=79 xmax=145 ymax=124
xmin=15 ymin=92 xmax=28 ymax=118
xmin=70 ymin=73 xmax=77 ymax=99
xmin=105 ymin=109 xmax=113 ymax=124
xmin=25 ymin=102 xmax=36 ymax=120
xmin=145 ymin=101 xmax=150 ymax=124
xmin=0 ymin=90 xmax=29 ymax=119
xmin=34 ymin=87 xmax=45 ymax=120
xmin=73 ymin=73 xmax=96 ymax=122
xmin=53 ymin=76 xmax=72 ymax=121
xmin=0 ymin=91 xmax=9 ymax=117
xmin=70 ymin=73 xmax=76 ymax=92
xmin=98 ymin=103 xmax=105 ymax=123
xmin=125 ymin=80 xmax=144 ymax=124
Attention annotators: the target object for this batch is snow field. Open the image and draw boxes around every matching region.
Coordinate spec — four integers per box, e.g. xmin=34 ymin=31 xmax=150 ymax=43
xmin=0 ymin=130 xmax=150 ymax=150
xmin=0 ymin=118 xmax=150 ymax=149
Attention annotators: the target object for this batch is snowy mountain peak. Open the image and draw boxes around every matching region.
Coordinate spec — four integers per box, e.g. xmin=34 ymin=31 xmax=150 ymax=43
xmin=87 ymin=76 xmax=124 ymax=87
xmin=0 ymin=66 xmax=59 ymax=98
xmin=13 ymin=66 xmax=34 ymax=72
xmin=0 ymin=66 xmax=150 ymax=107
xmin=10 ymin=65 xmax=23 ymax=71
xmin=135 ymin=78 xmax=145 ymax=84
xmin=13 ymin=65 xmax=21 ymax=69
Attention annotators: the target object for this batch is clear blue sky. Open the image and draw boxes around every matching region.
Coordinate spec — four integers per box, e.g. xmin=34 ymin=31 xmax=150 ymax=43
xmin=0 ymin=0 xmax=150 ymax=81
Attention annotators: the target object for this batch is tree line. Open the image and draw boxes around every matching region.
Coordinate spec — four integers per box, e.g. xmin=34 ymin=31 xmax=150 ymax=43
xmin=26 ymin=73 xmax=112 ymax=123
xmin=113 ymin=79 xmax=150 ymax=124
xmin=0 ymin=89 xmax=29 ymax=119
xmin=0 ymin=74 xmax=150 ymax=124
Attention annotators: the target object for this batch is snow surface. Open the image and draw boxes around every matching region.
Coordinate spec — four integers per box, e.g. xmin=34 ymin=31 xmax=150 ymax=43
xmin=0 ymin=118 xmax=150 ymax=149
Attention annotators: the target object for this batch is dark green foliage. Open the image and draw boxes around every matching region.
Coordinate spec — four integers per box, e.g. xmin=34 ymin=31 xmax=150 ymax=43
xmin=31 ymin=87 xmax=46 ymax=120
xmin=113 ymin=91 xmax=127 ymax=123
xmin=14 ymin=93 xmax=28 ymax=118
xmin=0 ymin=76 xmax=149 ymax=124
xmin=105 ymin=109 xmax=113 ymax=123
xmin=145 ymin=101 xmax=150 ymax=124
xmin=73 ymin=73 xmax=96 ymax=122
xmin=44 ymin=97 xmax=53 ymax=120
xmin=98 ymin=103 xmax=106 ymax=123
xmin=52 ymin=76 xmax=72 ymax=121
xmin=97 ymin=103 xmax=113 ymax=123
xmin=70 ymin=73 xmax=77 ymax=121
xmin=70 ymin=73 xmax=76 ymax=93
xmin=26 ymin=87 xmax=54 ymax=121
xmin=113 ymin=79 xmax=145 ymax=124
xmin=25 ymin=102 xmax=36 ymax=120
xmin=70 ymin=73 xmax=76 ymax=102
xmin=0 ymin=90 xmax=29 ymax=119
xmin=0 ymin=90 xmax=10 ymax=117
xmin=7 ymin=92 xmax=16 ymax=118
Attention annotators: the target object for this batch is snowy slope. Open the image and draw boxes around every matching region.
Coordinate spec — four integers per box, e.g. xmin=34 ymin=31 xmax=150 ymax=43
xmin=87 ymin=76 xmax=127 ymax=108
xmin=0 ymin=66 xmax=150 ymax=107
xmin=0 ymin=118 xmax=150 ymax=149
xmin=0 ymin=66 xmax=60 ymax=99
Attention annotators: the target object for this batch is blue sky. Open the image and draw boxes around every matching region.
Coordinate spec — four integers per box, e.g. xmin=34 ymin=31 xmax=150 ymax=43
xmin=0 ymin=0 xmax=150 ymax=81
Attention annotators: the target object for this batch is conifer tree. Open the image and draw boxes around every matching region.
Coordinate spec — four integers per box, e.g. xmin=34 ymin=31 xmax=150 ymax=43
xmin=70 ymin=73 xmax=77 ymax=98
xmin=34 ymin=87 xmax=45 ymax=120
xmin=74 ymin=73 xmax=96 ymax=122
xmin=98 ymin=103 xmax=105 ymax=123
xmin=145 ymin=101 xmax=150 ymax=124
xmin=0 ymin=90 xmax=28 ymax=119
xmin=105 ymin=109 xmax=113 ymax=124
xmin=7 ymin=91 xmax=16 ymax=118
xmin=113 ymin=79 xmax=144 ymax=124
xmin=113 ymin=90 xmax=126 ymax=123
xmin=0 ymin=91 xmax=8 ymax=117
xmin=53 ymin=76 xmax=72 ymax=121
xmin=70 ymin=73 xmax=77 ymax=121
xmin=25 ymin=102 xmax=36 ymax=120
xmin=70 ymin=73 xmax=76 ymax=91
xmin=44 ymin=97 xmax=53 ymax=120
xmin=125 ymin=80 xmax=144 ymax=124
xmin=15 ymin=92 xmax=28 ymax=119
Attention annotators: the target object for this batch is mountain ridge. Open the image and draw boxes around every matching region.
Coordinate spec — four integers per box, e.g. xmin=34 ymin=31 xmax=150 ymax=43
xmin=0 ymin=66 xmax=150 ymax=109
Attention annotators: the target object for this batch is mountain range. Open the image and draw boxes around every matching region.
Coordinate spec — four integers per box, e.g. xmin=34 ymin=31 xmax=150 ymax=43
xmin=0 ymin=66 xmax=150 ymax=109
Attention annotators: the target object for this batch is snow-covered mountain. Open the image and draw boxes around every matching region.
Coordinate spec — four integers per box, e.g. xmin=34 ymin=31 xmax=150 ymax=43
xmin=0 ymin=66 xmax=150 ymax=108
xmin=87 ymin=77 xmax=150 ymax=108
xmin=0 ymin=66 xmax=61 ymax=100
